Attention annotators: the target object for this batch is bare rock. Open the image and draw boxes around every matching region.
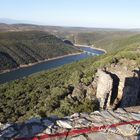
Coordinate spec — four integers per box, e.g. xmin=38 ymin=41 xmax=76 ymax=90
xmin=86 ymin=80 xmax=97 ymax=99
xmin=71 ymin=83 xmax=86 ymax=101
xmin=107 ymin=63 xmax=140 ymax=108
xmin=117 ymin=124 xmax=137 ymax=136
xmin=120 ymin=70 xmax=140 ymax=107
xmin=96 ymin=69 xmax=113 ymax=109
xmin=95 ymin=61 xmax=140 ymax=109
xmin=71 ymin=135 xmax=87 ymax=140
xmin=1 ymin=107 xmax=140 ymax=139
xmin=57 ymin=120 xmax=73 ymax=129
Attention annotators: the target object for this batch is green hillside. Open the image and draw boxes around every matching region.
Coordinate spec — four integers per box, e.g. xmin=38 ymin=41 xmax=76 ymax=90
xmin=70 ymin=31 xmax=139 ymax=48
xmin=0 ymin=33 xmax=140 ymax=123
xmin=0 ymin=31 xmax=79 ymax=72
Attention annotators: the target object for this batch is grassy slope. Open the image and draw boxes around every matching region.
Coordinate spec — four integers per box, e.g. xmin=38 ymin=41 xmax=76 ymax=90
xmin=0 ymin=31 xmax=140 ymax=123
xmin=0 ymin=31 xmax=79 ymax=72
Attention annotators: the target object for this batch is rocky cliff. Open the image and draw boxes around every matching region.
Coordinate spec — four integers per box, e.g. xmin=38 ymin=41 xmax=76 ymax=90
xmin=95 ymin=59 xmax=140 ymax=109
xmin=69 ymin=58 xmax=140 ymax=110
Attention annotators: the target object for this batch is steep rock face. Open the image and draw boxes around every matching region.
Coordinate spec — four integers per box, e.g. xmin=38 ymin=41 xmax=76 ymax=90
xmin=119 ymin=70 xmax=140 ymax=107
xmin=68 ymin=60 xmax=140 ymax=110
xmin=106 ymin=59 xmax=140 ymax=108
xmin=96 ymin=69 xmax=113 ymax=109
xmin=95 ymin=59 xmax=140 ymax=109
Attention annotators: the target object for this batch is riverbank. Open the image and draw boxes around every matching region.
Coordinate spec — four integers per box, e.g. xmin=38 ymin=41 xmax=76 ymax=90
xmin=0 ymin=52 xmax=82 ymax=75
xmin=75 ymin=44 xmax=107 ymax=54
xmin=0 ymin=46 xmax=105 ymax=84
xmin=0 ymin=45 xmax=106 ymax=75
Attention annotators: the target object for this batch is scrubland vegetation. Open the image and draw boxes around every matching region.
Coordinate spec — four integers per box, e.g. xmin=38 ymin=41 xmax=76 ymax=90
xmin=0 ymin=28 xmax=140 ymax=123
xmin=0 ymin=31 xmax=79 ymax=72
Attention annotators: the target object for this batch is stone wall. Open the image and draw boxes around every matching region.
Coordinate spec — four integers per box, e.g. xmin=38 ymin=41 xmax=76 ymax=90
xmin=0 ymin=107 xmax=140 ymax=140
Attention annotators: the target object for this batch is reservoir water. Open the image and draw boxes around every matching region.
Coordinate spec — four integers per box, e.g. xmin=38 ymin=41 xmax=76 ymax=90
xmin=0 ymin=46 xmax=104 ymax=84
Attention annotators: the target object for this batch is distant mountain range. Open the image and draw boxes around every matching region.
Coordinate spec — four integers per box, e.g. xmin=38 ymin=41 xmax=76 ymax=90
xmin=0 ymin=18 xmax=31 ymax=24
xmin=1 ymin=18 xmax=140 ymax=31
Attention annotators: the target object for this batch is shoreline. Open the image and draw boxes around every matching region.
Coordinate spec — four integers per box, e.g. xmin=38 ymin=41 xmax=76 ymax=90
xmin=0 ymin=45 xmax=106 ymax=75
xmin=19 ymin=52 xmax=82 ymax=68
xmin=0 ymin=52 xmax=82 ymax=75
xmin=75 ymin=44 xmax=107 ymax=54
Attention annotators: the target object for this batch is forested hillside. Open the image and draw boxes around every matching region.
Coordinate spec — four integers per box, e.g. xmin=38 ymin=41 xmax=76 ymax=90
xmin=0 ymin=33 xmax=140 ymax=123
xmin=0 ymin=31 xmax=79 ymax=72
xmin=0 ymin=23 xmax=138 ymax=46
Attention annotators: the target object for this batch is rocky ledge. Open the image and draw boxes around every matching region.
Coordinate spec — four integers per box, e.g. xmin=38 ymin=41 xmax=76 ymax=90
xmin=0 ymin=106 xmax=140 ymax=140
xmin=68 ymin=59 xmax=140 ymax=111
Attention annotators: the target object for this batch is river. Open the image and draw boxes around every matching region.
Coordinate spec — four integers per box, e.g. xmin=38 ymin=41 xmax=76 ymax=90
xmin=0 ymin=46 xmax=104 ymax=84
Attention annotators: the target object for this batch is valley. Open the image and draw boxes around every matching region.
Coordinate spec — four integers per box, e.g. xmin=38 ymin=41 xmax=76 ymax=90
xmin=0 ymin=46 xmax=104 ymax=84
xmin=0 ymin=31 xmax=80 ymax=73
xmin=1 ymin=1 xmax=140 ymax=139
xmin=0 ymin=24 xmax=140 ymax=123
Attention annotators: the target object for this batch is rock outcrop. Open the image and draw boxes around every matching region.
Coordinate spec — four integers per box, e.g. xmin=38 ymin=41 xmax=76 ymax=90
xmin=106 ymin=59 xmax=140 ymax=108
xmin=94 ymin=60 xmax=140 ymax=109
xmin=96 ymin=69 xmax=113 ymax=109
xmin=0 ymin=107 xmax=140 ymax=140
xmin=71 ymin=83 xmax=87 ymax=102
xmin=67 ymin=60 xmax=140 ymax=110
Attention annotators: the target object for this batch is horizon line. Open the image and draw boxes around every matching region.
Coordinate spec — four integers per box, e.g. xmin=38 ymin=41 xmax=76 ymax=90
xmin=0 ymin=18 xmax=140 ymax=30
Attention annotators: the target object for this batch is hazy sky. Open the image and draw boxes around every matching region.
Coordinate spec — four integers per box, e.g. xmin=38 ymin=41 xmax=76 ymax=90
xmin=0 ymin=0 xmax=140 ymax=28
